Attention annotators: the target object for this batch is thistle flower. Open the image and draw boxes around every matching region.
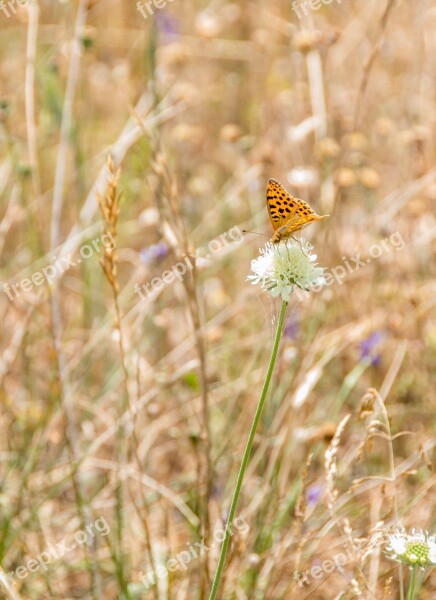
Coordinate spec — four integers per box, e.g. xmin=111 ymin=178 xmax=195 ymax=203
xmin=247 ymin=239 xmax=325 ymax=302
xmin=386 ymin=529 xmax=436 ymax=568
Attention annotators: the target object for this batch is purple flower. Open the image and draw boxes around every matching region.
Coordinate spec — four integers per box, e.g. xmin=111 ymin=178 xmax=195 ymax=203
xmin=156 ymin=14 xmax=180 ymax=41
xmin=140 ymin=242 xmax=169 ymax=265
xmin=284 ymin=318 xmax=299 ymax=339
xmin=360 ymin=331 xmax=384 ymax=366
xmin=306 ymin=485 xmax=322 ymax=507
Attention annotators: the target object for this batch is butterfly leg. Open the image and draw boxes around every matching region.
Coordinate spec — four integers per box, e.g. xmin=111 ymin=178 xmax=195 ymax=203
xmin=290 ymin=235 xmax=312 ymax=258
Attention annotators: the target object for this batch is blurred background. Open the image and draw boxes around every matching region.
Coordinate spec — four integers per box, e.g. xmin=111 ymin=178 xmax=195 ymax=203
xmin=0 ymin=0 xmax=435 ymax=598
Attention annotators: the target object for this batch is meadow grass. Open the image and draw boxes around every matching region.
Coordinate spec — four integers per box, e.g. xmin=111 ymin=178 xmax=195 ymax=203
xmin=0 ymin=1 xmax=435 ymax=598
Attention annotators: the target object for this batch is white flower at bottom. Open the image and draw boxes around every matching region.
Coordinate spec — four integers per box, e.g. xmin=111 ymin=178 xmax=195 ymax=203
xmin=247 ymin=239 xmax=325 ymax=302
xmin=386 ymin=529 xmax=436 ymax=568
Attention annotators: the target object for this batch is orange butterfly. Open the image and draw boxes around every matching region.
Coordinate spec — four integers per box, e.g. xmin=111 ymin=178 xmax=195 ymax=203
xmin=266 ymin=178 xmax=328 ymax=243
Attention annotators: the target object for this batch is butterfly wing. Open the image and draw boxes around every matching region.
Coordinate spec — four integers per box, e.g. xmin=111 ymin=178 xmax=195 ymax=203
xmin=283 ymin=198 xmax=324 ymax=235
xmin=266 ymin=178 xmax=328 ymax=239
xmin=266 ymin=178 xmax=299 ymax=231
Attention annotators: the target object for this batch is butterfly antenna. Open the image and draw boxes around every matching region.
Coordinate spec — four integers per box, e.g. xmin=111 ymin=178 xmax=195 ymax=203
xmin=242 ymin=230 xmax=269 ymax=238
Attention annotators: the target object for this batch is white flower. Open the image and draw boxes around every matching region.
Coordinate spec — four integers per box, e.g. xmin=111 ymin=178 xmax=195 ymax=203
xmin=386 ymin=529 xmax=436 ymax=568
xmin=389 ymin=534 xmax=407 ymax=556
xmin=247 ymin=238 xmax=325 ymax=302
xmin=286 ymin=166 xmax=319 ymax=188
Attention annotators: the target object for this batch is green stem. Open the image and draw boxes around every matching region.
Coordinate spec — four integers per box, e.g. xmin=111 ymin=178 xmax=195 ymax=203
xmin=208 ymin=300 xmax=288 ymax=599
xmin=407 ymin=565 xmax=417 ymax=600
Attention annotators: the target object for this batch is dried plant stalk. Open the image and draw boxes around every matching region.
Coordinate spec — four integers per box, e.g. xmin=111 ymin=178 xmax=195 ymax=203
xmin=98 ymin=155 xmax=158 ymax=598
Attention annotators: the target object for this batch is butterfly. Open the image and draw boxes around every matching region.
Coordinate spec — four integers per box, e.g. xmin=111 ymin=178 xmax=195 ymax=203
xmin=266 ymin=178 xmax=329 ymax=243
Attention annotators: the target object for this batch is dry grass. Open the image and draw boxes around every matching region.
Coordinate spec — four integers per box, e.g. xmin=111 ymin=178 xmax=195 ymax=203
xmin=0 ymin=1 xmax=435 ymax=598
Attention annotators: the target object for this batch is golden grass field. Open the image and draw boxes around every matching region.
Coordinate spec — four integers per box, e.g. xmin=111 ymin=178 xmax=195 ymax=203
xmin=0 ymin=0 xmax=435 ymax=598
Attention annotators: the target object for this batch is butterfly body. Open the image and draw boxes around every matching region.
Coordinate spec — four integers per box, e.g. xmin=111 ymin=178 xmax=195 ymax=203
xmin=266 ymin=178 xmax=328 ymax=243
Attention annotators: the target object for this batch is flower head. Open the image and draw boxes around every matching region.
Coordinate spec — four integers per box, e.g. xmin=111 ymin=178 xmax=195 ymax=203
xmin=247 ymin=239 xmax=325 ymax=302
xmin=306 ymin=484 xmax=322 ymax=507
xmin=156 ymin=14 xmax=180 ymax=41
xmin=360 ymin=331 xmax=384 ymax=366
xmin=284 ymin=317 xmax=299 ymax=339
xmin=386 ymin=529 xmax=436 ymax=568
xmin=140 ymin=242 xmax=169 ymax=265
